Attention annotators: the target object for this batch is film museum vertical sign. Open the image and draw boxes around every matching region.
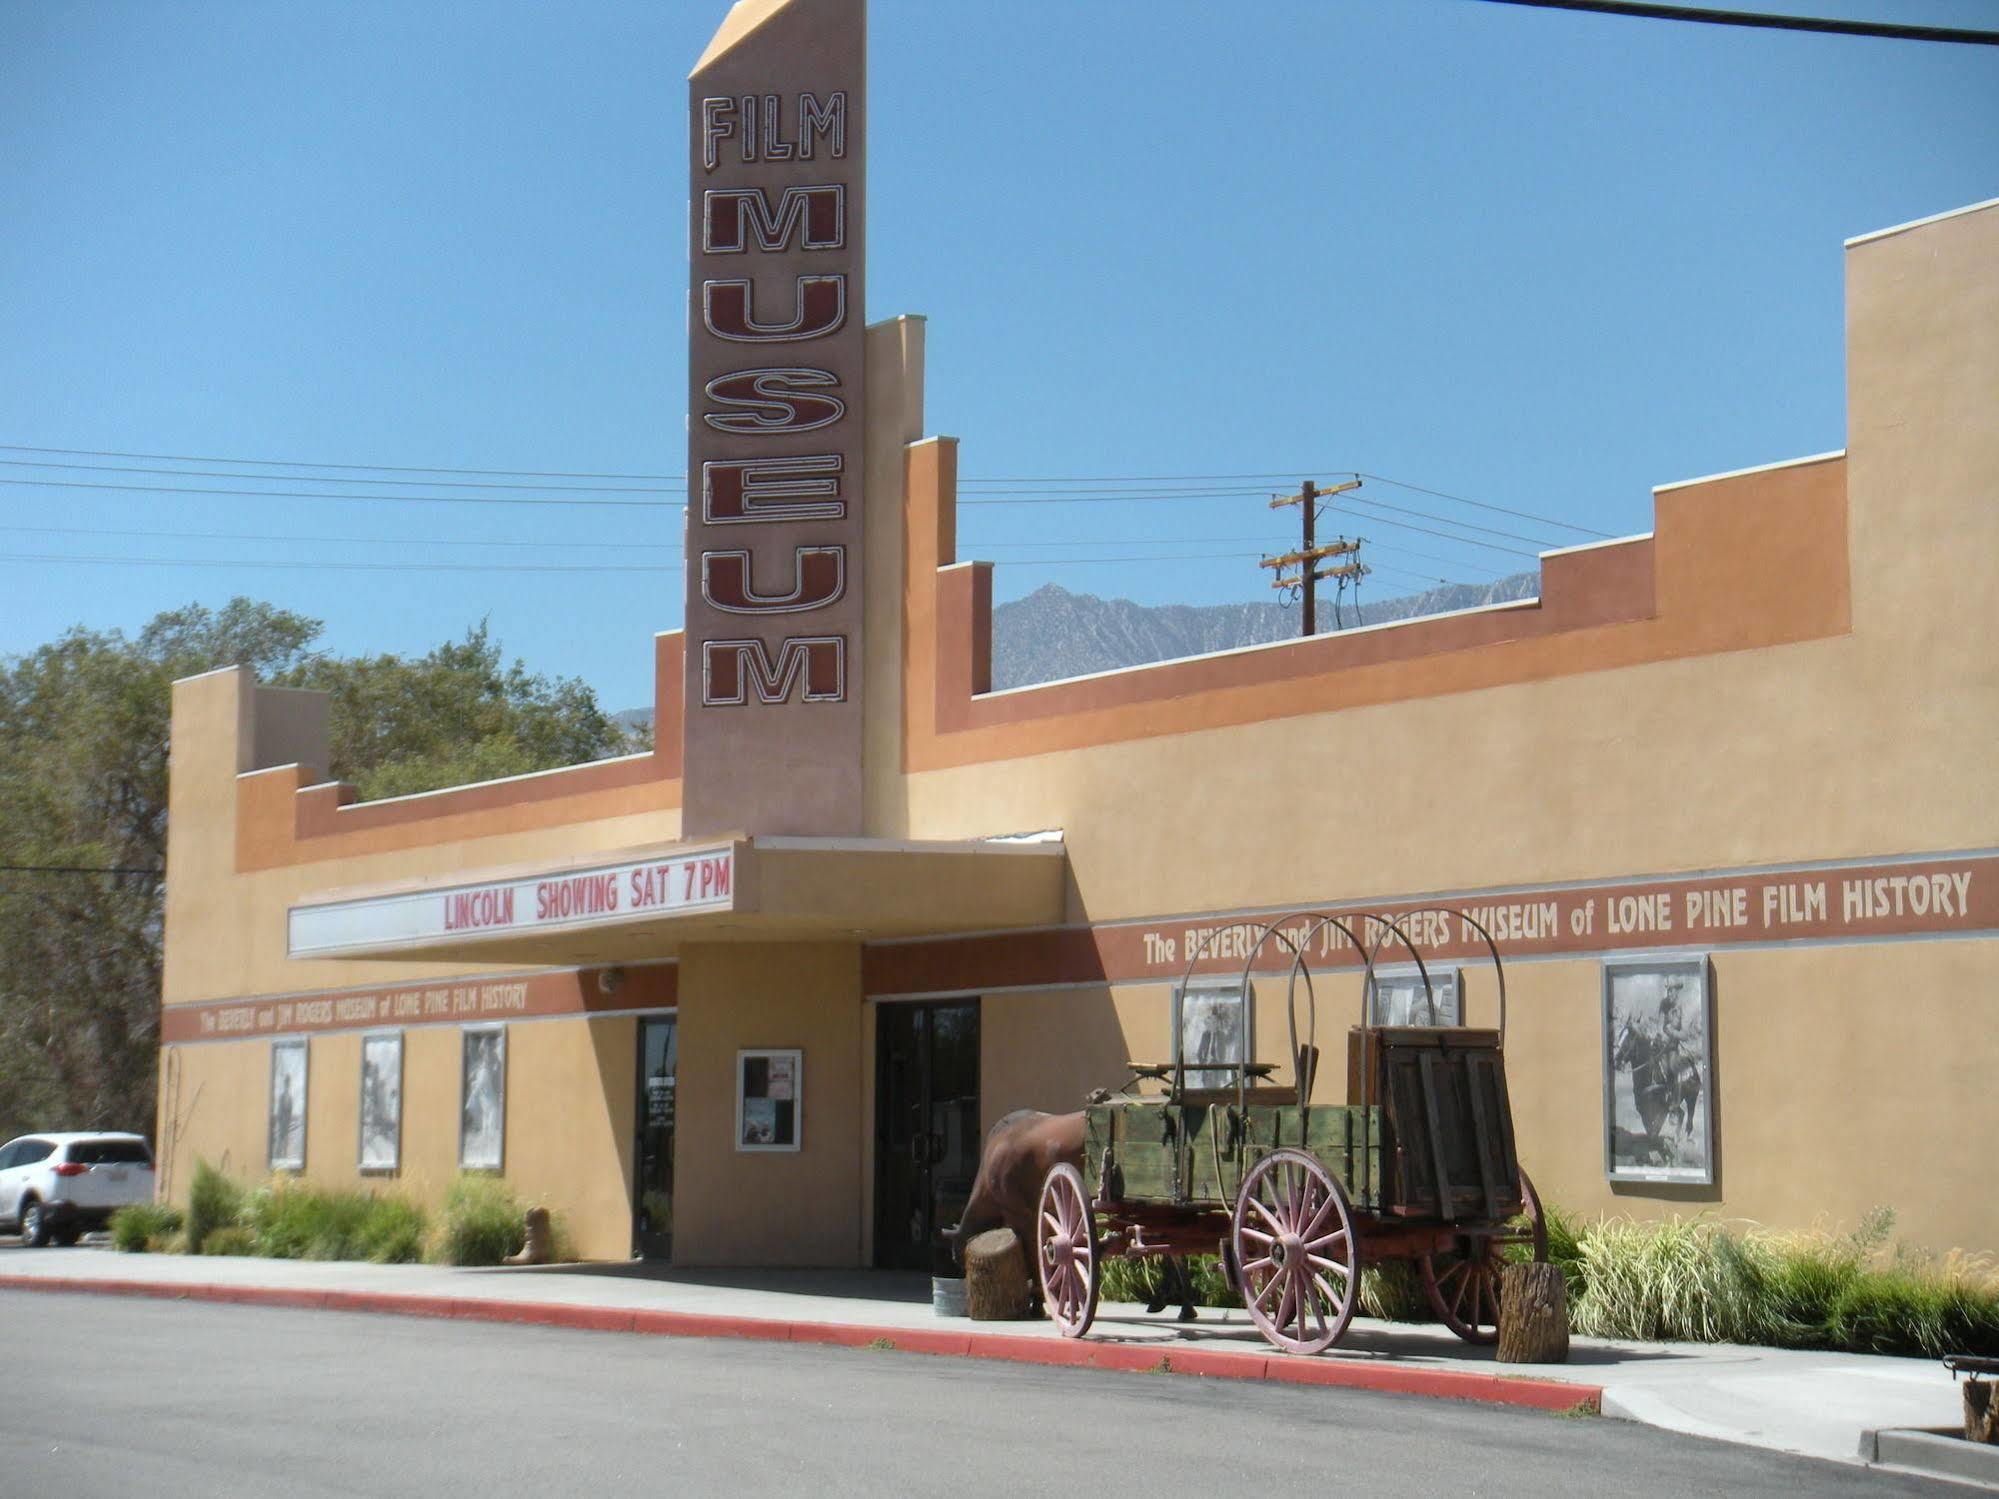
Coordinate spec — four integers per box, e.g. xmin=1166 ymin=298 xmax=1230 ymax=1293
xmin=685 ymin=0 xmax=866 ymax=837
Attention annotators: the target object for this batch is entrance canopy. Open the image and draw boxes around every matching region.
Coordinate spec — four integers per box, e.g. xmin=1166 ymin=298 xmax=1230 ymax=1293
xmin=286 ymin=834 xmax=1068 ymax=965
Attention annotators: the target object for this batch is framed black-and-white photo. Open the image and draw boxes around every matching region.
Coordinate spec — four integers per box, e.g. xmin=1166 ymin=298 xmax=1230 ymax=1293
xmin=268 ymin=1038 xmax=307 ymax=1171
xmin=459 ymin=1026 xmax=506 ymax=1171
xmin=358 ymin=1031 xmax=402 ymax=1172
xmin=1366 ymin=966 xmax=1461 ymax=1027
xmin=736 ymin=1048 xmax=800 ymax=1152
xmin=1172 ymin=979 xmax=1249 ymax=1091
xmin=1602 ymin=957 xmax=1714 ymax=1184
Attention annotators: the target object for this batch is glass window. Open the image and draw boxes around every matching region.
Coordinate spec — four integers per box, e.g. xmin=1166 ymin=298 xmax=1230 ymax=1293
xmin=66 ymin=1140 xmax=152 ymax=1166
xmin=459 ymin=1027 xmax=506 ymax=1170
xmin=1366 ymin=967 xmax=1461 ymax=1027
xmin=358 ymin=1032 xmax=403 ymax=1172
xmin=1172 ymin=980 xmax=1249 ymax=1091
xmin=13 ymin=1139 xmax=56 ymax=1167
xmin=269 ymin=1040 xmax=308 ymax=1171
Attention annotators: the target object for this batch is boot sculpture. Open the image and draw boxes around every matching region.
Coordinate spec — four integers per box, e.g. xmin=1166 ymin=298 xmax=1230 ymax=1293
xmin=504 ymin=1206 xmax=553 ymax=1266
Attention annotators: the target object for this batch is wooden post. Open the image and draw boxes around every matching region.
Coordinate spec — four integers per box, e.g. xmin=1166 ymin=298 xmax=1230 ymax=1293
xmin=1495 ymin=1261 xmax=1569 ymax=1363
xmin=963 ymin=1227 xmax=1036 ymax=1320
xmin=1968 ymin=1378 xmax=1998 ymax=1444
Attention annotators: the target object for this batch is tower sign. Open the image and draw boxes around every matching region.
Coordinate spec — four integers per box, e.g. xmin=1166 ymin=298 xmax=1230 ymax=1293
xmin=685 ymin=0 xmax=866 ymax=835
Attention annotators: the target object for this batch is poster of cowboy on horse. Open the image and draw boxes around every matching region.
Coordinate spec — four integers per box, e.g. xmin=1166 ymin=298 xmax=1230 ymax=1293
xmin=1602 ymin=957 xmax=1714 ymax=1184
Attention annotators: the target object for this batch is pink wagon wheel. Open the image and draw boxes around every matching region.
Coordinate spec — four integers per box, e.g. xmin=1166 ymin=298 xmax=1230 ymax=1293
xmin=1036 ymin=1162 xmax=1100 ymax=1338
xmin=1417 ymin=1169 xmax=1549 ymax=1345
xmin=1230 ymin=1148 xmax=1360 ymax=1355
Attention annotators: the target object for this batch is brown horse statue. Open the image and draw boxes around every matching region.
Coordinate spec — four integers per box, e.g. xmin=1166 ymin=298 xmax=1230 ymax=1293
xmin=949 ymin=1107 xmax=1197 ymax=1319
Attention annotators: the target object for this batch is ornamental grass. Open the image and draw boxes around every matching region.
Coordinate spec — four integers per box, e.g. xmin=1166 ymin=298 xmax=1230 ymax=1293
xmin=1086 ymin=1204 xmax=1999 ymax=1358
xmin=108 ymin=1201 xmax=183 ymax=1253
xmin=429 ymin=1174 xmax=528 ymax=1267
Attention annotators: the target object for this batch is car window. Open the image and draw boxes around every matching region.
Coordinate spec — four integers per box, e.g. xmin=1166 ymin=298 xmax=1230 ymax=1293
xmin=66 ymin=1140 xmax=153 ymax=1166
xmin=13 ymin=1140 xmax=55 ymax=1166
xmin=0 ymin=1143 xmax=17 ymax=1171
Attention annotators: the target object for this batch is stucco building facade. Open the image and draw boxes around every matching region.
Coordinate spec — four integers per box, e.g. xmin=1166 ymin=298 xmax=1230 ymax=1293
xmin=157 ymin=0 xmax=1997 ymax=1268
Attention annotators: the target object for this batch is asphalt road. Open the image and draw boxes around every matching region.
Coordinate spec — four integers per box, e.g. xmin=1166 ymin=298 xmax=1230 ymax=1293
xmin=0 ymin=1293 xmax=1957 ymax=1498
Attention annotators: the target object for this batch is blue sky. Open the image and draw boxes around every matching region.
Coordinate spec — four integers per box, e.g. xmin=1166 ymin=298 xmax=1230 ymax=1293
xmin=2 ymin=0 xmax=1994 ymax=711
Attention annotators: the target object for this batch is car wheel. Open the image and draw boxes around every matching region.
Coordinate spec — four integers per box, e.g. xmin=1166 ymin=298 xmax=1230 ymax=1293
xmin=19 ymin=1198 xmax=49 ymax=1248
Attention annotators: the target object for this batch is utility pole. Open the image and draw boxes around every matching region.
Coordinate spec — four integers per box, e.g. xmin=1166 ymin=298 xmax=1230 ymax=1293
xmin=1263 ymin=477 xmax=1366 ymax=637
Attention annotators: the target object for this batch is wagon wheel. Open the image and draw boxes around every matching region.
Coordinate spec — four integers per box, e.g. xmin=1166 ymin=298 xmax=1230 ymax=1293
xmin=1417 ymin=1170 xmax=1548 ymax=1345
xmin=1036 ymin=1162 xmax=1100 ymax=1338
xmin=1230 ymin=1148 xmax=1359 ymax=1356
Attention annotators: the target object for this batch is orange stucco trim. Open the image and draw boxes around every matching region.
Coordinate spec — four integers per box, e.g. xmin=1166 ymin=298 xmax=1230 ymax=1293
xmin=902 ymin=443 xmax=1849 ymax=771
xmin=237 ymin=633 xmax=686 ymax=871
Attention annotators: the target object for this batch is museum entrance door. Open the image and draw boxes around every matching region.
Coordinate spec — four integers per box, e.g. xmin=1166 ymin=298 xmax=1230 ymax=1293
xmin=873 ymin=1000 xmax=980 ymax=1272
xmin=632 ymin=1016 xmax=677 ymax=1260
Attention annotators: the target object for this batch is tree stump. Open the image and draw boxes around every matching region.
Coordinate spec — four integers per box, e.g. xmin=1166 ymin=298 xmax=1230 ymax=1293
xmin=1967 ymin=1379 xmax=1998 ymax=1444
xmin=964 ymin=1228 xmax=1035 ymax=1320
xmin=1495 ymin=1261 xmax=1569 ymax=1363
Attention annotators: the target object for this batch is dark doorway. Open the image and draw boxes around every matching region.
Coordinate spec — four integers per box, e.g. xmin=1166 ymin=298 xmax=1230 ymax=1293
xmin=632 ymin=1017 xmax=677 ymax=1260
xmin=873 ymin=1000 xmax=980 ymax=1272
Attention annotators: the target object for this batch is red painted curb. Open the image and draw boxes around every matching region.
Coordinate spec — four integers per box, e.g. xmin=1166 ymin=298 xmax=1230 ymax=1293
xmin=0 ymin=1274 xmax=1600 ymax=1414
xmin=630 ymin=1308 xmax=792 ymax=1342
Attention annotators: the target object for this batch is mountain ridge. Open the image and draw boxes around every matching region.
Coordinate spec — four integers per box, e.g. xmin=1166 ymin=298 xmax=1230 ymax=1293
xmin=616 ymin=571 xmax=1540 ymax=718
xmin=988 ymin=573 xmax=1539 ymax=690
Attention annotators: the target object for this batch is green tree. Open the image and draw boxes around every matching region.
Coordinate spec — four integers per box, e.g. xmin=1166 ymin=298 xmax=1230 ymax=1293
xmin=284 ymin=621 xmax=622 ymax=801
xmin=0 ymin=600 xmax=625 ymax=1143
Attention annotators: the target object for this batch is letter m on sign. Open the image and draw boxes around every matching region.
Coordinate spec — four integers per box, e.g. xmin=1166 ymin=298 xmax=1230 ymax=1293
xmin=703 ymin=185 xmax=845 ymax=254
xmin=702 ymin=636 xmax=845 ymax=706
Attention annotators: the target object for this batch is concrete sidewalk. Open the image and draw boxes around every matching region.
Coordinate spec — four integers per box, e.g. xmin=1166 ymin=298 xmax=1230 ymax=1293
xmin=0 ymin=1244 xmax=1969 ymax=1476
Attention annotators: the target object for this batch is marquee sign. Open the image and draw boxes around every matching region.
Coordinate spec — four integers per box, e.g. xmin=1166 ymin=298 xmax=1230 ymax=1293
xmin=287 ymin=846 xmax=736 ymax=957
xmin=684 ymin=0 xmax=866 ymax=835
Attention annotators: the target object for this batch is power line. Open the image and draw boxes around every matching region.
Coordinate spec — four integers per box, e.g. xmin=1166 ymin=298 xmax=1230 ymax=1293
xmin=0 ymin=442 xmax=684 ymax=484
xmin=1358 ymin=540 xmax=1510 ymax=578
xmin=967 ymin=533 xmax=1292 ymax=548
xmin=0 ymin=523 xmax=1517 ymax=585
xmin=1458 ymin=0 xmax=1999 ymax=46
xmin=958 ymin=472 xmax=1339 ymax=484
xmin=959 ymin=499 xmax=1287 ymax=515
xmin=0 ymin=523 xmax=680 ymax=552
xmin=1329 ymin=507 xmax=1543 ymax=559
xmin=0 ymin=457 xmax=678 ymax=496
xmin=1337 ymin=494 xmax=1558 ymax=548
xmin=1356 ymin=471 xmax=1613 ymax=538
xmin=0 ymin=552 xmax=680 ymax=574
xmin=0 ymin=476 xmax=676 ymax=508
xmin=978 ymin=554 xmax=1269 ymax=568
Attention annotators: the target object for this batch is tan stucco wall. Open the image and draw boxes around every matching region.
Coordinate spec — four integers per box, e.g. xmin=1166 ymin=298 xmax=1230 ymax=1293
xmin=158 ymin=1016 xmax=640 ymax=1261
xmin=898 ymin=206 xmax=1996 ymax=908
xmin=975 ymin=932 xmax=1997 ymax=1254
xmin=672 ymin=942 xmax=864 ymax=1266
xmin=917 ymin=202 xmax=1999 ymax=1255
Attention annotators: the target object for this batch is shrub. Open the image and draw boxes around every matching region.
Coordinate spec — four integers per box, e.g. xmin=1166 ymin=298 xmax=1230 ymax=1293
xmin=1549 ymin=1206 xmax=1999 ymax=1358
xmin=1568 ymin=1216 xmax=1769 ymax=1345
xmin=185 ymin=1159 xmax=245 ymax=1254
xmin=109 ymin=1202 xmax=183 ymax=1253
xmin=242 ymin=1179 xmax=373 ymax=1260
xmin=431 ymin=1175 xmax=528 ymax=1267
xmin=1360 ymin=1259 xmax=1429 ymax=1322
xmin=201 ymin=1225 xmax=258 ymax=1256
xmin=1099 ymin=1253 xmax=1235 ymax=1310
xmin=356 ymin=1195 xmax=428 ymax=1265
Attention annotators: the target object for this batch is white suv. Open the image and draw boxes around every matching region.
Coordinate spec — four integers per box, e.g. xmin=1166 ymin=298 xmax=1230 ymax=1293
xmin=0 ymin=1133 xmax=156 ymax=1247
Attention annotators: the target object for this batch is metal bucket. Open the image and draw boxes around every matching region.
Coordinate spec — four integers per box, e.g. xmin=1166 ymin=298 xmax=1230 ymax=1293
xmin=931 ymin=1275 xmax=967 ymax=1317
